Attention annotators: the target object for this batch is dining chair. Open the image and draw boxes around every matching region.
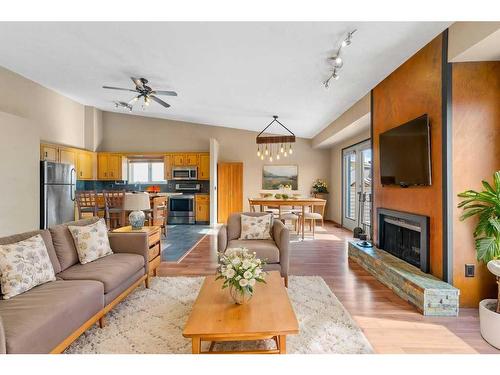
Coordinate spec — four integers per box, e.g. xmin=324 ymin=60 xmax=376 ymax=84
xmin=103 ymin=190 xmax=126 ymax=230
xmin=152 ymin=196 xmax=168 ymax=237
xmin=278 ymin=205 xmax=300 ymax=234
xmin=75 ymin=191 xmax=100 ymax=220
xmin=304 ymin=201 xmax=326 ymax=238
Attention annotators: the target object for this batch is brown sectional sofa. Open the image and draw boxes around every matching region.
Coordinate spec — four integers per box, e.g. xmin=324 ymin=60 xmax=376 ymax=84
xmin=0 ymin=217 xmax=150 ymax=354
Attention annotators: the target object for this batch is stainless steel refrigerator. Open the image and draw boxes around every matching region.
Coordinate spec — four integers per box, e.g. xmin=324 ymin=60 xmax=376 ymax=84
xmin=40 ymin=161 xmax=76 ymax=229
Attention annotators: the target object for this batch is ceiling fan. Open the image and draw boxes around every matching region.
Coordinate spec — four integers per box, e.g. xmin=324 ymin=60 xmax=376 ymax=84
xmin=103 ymin=77 xmax=177 ymax=110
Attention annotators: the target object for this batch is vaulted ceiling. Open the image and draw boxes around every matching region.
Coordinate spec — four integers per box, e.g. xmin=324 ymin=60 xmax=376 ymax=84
xmin=0 ymin=22 xmax=450 ymax=138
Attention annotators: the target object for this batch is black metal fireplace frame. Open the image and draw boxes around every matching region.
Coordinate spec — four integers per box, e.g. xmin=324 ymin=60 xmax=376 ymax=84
xmin=377 ymin=208 xmax=430 ymax=273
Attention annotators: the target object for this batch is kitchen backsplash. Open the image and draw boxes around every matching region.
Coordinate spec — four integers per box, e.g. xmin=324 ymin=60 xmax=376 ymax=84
xmin=76 ymin=180 xmax=210 ymax=193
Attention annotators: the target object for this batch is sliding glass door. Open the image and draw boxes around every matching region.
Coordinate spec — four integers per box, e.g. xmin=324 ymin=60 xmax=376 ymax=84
xmin=342 ymin=140 xmax=372 ymax=233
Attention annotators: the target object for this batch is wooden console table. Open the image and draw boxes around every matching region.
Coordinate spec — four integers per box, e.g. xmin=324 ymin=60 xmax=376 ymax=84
xmin=112 ymin=225 xmax=162 ymax=280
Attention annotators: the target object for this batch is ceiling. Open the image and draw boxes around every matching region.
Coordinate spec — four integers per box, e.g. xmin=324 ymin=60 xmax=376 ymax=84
xmin=0 ymin=22 xmax=450 ymax=138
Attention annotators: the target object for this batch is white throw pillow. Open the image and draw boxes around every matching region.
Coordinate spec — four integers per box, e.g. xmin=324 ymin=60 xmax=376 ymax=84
xmin=68 ymin=219 xmax=113 ymax=264
xmin=239 ymin=214 xmax=272 ymax=240
xmin=0 ymin=234 xmax=56 ymax=299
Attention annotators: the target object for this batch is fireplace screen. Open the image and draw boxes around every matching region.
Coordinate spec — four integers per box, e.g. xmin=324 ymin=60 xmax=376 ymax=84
xmin=383 ymin=219 xmax=421 ymax=268
xmin=377 ymin=208 xmax=430 ymax=273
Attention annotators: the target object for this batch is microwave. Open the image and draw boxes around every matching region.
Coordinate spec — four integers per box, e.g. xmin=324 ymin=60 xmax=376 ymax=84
xmin=172 ymin=166 xmax=198 ymax=180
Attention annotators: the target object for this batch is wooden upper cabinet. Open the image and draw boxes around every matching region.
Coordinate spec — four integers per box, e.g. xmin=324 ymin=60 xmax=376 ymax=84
xmin=59 ymin=148 xmax=77 ymax=168
xmin=97 ymin=154 xmax=109 ymax=180
xmin=40 ymin=143 xmax=96 ymax=180
xmin=40 ymin=144 xmax=58 ymax=162
xmin=77 ymin=151 xmax=94 ymax=180
xmin=164 ymin=154 xmax=173 ymax=180
xmin=185 ymin=154 xmax=199 ymax=166
xmin=199 ymin=154 xmax=210 ymax=180
xmin=173 ymin=154 xmax=185 ymax=166
xmin=98 ymin=153 xmax=128 ymax=180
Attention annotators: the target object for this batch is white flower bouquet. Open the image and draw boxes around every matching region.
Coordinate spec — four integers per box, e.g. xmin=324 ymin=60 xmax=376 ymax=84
xmin=216 ymin=247 xmax=266 ymax=304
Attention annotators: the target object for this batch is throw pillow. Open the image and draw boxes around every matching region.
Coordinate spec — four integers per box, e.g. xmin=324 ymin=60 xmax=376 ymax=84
xmin=239 ymin=214 xmax=272 ymax=240
xmin=0 ymin=234 xmax=56 ymax=299
xmin=68 ymin=219 xmax=113 ymax=264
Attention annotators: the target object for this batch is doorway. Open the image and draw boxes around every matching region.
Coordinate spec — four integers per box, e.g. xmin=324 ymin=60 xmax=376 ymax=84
xmin=342 ymin=139 xmax=372 ymax=233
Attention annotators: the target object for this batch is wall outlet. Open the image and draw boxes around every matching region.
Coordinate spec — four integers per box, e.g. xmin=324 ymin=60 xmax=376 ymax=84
xmin=465 ymin=264 xmax=475 ymax=277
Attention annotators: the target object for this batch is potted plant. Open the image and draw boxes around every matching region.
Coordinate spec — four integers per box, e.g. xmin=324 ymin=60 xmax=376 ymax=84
xmin=457 ymin=171 xmax=500 ymax=348
xmin=312 ymin=179 xmax=329 ymax=197
xmin=216 ymin=248 xmax=266 ymax=304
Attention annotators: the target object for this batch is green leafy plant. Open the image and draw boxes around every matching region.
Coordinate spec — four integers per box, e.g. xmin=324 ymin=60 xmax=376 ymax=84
xmin=457 ymin=171 xmax=500 ymax=263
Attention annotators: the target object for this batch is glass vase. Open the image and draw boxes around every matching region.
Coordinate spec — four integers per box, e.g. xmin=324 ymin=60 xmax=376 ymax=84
xmin=229 ymin=285 xmax=253 ymax=305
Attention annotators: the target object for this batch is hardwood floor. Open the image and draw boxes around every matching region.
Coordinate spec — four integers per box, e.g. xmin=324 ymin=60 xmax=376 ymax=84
xmin=157 ymin=222 xmax=500 ymax=354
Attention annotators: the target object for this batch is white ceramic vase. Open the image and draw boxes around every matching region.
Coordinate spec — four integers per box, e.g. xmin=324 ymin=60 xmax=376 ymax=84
xmin=479 ymin=299 xmax=500 ymax=349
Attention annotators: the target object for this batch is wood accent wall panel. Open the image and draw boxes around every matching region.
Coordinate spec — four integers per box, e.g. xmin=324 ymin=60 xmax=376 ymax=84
xmin=217 ymin=162 xmax=243 ymax=223
xmin=372 ymin=35 xmax=444 ymax=279
xmin=452 ymin=61 xmax=500 ymax=307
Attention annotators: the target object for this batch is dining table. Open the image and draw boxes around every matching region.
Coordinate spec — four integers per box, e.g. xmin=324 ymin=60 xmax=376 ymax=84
xmin=248 ymin=197 xmax=327 ymax=240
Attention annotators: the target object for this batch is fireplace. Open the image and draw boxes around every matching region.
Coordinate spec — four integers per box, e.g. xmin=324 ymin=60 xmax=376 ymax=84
xmin=377 ymin=208 xmax=430 ymax=273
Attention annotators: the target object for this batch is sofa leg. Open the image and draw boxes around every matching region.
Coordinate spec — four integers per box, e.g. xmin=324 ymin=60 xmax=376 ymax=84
xmin=145 ymin=276 xmax=150 ymax=289
xmin=99 ymin=316 xmax=106 ymax=328
xmin=284 ymin=276 xmax=289 ymax=288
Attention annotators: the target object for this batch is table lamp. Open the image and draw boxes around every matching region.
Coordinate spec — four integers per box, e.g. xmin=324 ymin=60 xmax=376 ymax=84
xmin=123 ymin=193 xmax=151 ymax=230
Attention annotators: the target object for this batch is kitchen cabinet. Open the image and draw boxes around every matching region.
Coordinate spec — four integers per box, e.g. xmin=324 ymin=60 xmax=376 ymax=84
xmin=77 ymin=150 xmax=95 ymax=180
xmin=59 ymin=147 xmax=77 ymax=168
xmin=217 ymin=162 xmax=243 ymax=223
xmin=195 ymin=194 xmax=210 ymax=222
xmin=98 ymin=153 xmax=128 ymax=180
xmin=40 ymin=144 xmax=59 ymax=162
xmin=198 ymin=153 xmax=210 ymax=180
xmin=173 ymin=154 xmax=185 ymax=166
xmin=164 ymin=154 xmax=173 ymax=180
xmin=185 ymin=154 xmax=198 ymax=166
xmin=40 ymin=143 xmax=96 ymax=180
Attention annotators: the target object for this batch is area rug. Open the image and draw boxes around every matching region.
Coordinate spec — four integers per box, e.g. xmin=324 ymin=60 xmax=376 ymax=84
xmin=161 ymin=225 xmax=211 ymax=262
xmin=65 ymin=276 xmax=373 ymax=354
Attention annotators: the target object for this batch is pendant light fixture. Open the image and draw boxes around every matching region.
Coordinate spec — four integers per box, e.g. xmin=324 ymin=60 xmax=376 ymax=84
xmin=256 ymin=115 xmax=296 ymax=162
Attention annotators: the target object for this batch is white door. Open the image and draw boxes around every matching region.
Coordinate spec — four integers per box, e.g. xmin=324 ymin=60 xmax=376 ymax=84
xmin=342 ymin=140 xmax=372 ymax=233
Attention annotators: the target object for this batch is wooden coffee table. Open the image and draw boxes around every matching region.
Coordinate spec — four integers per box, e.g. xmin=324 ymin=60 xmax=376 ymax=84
xmin=183 ymin=271 xmax=299 ymax=354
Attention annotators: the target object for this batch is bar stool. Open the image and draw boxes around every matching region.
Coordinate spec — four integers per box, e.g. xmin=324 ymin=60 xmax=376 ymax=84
xmin=76 ymin=191 xmax=100 ymax=219
xmin=103 ymin=190 xmax=126 ymax=230
xmin=152 ymin=196 xmax=168 ymax=237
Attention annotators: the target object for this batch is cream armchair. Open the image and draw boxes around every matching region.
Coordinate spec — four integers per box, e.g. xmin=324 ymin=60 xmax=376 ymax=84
xmin=217 ymin=212 xmax=290 ymax=287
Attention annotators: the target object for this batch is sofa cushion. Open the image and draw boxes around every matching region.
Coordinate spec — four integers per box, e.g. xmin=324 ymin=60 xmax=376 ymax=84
xmin=68 ymin=219 xmax=113 ymax=264
xmin=227 ymin=239 xmax=280 ymax=263
xmin=49 ymin=217 xmax=100 ymax=271
xmin=0 ymin=229 xmax=61 ymax=274
xmin=0 ymin=280 xmax=104 ymax=353
xmin=57 ymin=253 xmax=144 ymax=293
xmin=239 ymin=214 xmax=272 ymax=240
xmin=227 ymin=212 xmax=274 ymax=241
xmin=0 ymin=234 xmax=56 ymax=299
xmin=104 ymin=268 xmax=145 ymax=305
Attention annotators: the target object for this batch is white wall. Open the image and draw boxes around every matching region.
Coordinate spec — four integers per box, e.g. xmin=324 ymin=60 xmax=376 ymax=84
xmin=0 ymin=66 xmax=85 ymax=148
xmin=0 ymin=112 xmax=39 ymax=236
xmin=100 ymin=111 xmax=331 ymax=215
xmin=0 ymin=66 xmax=86 ymax=235
xmin=328 ymin=130 xmax=371 ymax=224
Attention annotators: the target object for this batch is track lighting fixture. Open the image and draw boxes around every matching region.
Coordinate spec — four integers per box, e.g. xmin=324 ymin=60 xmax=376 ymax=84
xmin=323 ymin=29 xmax=356 ymax=88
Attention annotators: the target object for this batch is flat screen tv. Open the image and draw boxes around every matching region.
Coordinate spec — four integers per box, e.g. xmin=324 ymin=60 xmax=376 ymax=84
xmin=379 ymin=114 xmax=431 ymax=187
